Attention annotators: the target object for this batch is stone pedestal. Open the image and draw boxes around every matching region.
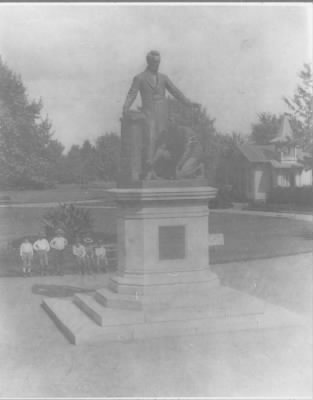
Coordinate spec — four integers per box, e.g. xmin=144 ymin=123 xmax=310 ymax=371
xmin=108 ymin=186 xmax=219 ymax=307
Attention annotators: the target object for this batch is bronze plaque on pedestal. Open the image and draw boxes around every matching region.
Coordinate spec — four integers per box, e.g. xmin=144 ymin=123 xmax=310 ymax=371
xmin=159 ymin=225 xmax=185 ymax=260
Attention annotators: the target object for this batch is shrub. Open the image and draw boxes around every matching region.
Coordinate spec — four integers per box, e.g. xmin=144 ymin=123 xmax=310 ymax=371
xmin=6 ymin=176 xmax=56 ymax=190
xmin=42 ymin=203 xmax=93 ymax=243
xmin=268 ymin=186 xmax=313 ymax=206
xmin=209 ymin=184 xmax=233 ymax=209
xmin=0 ymin=195 xmax=11 ymax=203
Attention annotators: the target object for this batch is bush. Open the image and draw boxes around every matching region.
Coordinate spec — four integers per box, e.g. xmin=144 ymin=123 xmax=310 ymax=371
xmin=42 ymin=203 xmax=93 ymax=243
xmin=6 ymin=176 xmax=56 ymax=190
xmin=0 ymin=195 xmax=11 ymax=203
xmin=10 ymin=235 xmax=41 ymax=250
xmin=268 ymin=186 xmax=313 ymax=206
xmin=209 ymin=185 xmax=233 ymax=209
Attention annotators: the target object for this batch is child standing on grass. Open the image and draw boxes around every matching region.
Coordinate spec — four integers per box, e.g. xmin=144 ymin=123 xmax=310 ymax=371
xmin=72 ymin=238 xmax=87 ymax=275
xmin=94 ymin=241 xmax=108 ymax=273
xmin=50 ymin=229 xmax=68 ymax=275
xmin=33 ymin=233 xmax=50 ymax=275
xmin=19 ymin=238 xmax=34 ymax=276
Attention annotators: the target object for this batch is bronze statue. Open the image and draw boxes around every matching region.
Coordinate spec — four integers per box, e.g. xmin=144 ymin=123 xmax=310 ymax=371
xmin=120 ymin=51 xmax=206 ymax=183
xmin=122 ymin=50 xmax=192 ymax=176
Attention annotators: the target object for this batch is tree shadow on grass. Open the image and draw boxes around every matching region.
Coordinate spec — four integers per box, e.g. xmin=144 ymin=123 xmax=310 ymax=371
xmin=32 ymin=284 xmax=93 ymax=298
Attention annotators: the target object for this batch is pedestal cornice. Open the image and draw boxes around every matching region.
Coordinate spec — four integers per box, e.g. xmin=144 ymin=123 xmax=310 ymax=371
xmin=109 ymin=186 xmax=217 ymax=204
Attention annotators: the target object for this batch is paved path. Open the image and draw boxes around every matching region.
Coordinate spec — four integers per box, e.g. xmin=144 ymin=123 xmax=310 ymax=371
xmin=212 ymin=208 xmax=313 ymax=222
xmin=0 ymin=253 xmax=311 ymax=397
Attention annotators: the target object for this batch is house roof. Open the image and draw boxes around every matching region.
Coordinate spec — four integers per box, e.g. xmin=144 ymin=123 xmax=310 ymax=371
xmin=237 ymin=144 xmax=278 ymax=163
xmin=270 ymin=114 xmax=294 ymax=144
xmin=237 ymin=143 xmax=308 ymax=167
xmin=237 ymin=114 xmax=311 ymax=168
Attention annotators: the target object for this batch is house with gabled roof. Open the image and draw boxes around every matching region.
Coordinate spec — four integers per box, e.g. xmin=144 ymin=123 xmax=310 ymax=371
xmin=236 ymin=114 xmax=312 ymax=202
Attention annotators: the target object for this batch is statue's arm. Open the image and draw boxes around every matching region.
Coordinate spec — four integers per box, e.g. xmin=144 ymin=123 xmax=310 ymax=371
xmin=165 ymin=76 xmax=190 ymax=105
xmin=123 ymin=76 xmax=140 ymax=114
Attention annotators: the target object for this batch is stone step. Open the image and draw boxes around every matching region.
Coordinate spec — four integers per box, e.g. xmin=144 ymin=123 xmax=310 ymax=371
xmin=95 ymin=285 xmax=265 ymax=313
xmin=73 ymin=293 xmax=144 ymax=326
xmin=108 ymin=279 xmax=219 ymax=296
xmin=109 ymin=270 xmax=218 ymax=285
xmin=42 ymin=298 xmax=136 ymax=344
xmin=42 ymin=298 xmax=100 ymax=344
xmin=42 ymin=294 xmax=305 ymax=345
xmin=95 ymin=289 xmax=142 ymax=310
xmin=95 ymin=288 xmax=169 ymax=311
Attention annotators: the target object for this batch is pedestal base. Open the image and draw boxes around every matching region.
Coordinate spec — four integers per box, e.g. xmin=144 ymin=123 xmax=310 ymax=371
xmin=42 ymin=285 xmax=305 ymax=345
xmin=41 ymin=185 xmax=305 ymax=344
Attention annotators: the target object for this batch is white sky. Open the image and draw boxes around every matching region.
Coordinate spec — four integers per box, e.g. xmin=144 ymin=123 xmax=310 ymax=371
xmin=0 ymin=3 xmax=312 ymax=149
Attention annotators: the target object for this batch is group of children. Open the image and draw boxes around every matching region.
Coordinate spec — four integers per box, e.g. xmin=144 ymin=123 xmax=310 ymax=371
xmin=19 ymin=229 xmax=108 ymax=277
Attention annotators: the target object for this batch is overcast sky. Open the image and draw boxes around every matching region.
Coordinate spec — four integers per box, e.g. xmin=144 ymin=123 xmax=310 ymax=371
xmin=0 ymin=3 xmax=311 ymax=149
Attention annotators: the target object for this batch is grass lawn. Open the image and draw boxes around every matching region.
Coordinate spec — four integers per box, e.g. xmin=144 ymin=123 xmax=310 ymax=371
xmin=209 ymin=212 xmax=313 ymax=263
xmin=0 ymin=183 xmax=115 ymax=204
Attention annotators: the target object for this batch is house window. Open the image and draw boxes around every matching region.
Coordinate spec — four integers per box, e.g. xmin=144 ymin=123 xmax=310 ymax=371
xmin=295 ymin=171 xmax=302 ymax=187
xmin=277 ymin=171 xmax=291 ymax=187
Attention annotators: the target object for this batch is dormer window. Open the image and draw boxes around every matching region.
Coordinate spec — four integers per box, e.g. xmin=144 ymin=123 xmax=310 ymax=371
xmin=279 ymin=144 xmax=296 ymax=162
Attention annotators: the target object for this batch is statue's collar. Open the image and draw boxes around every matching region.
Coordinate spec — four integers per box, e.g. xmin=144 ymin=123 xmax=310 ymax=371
xmin=145 ymin=68 xmax=159 ymax=88
xmin=145 ymin=67 xmax=158 ymax=75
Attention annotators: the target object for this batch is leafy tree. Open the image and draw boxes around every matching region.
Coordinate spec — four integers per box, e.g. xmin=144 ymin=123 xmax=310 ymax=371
xmin=0 ymin=57 xmax=63 ymax=188
xmin=95 ymin=133 xmax=120 ymax=181
xmin=43 ymin=203 xmax=93 ymax=243
xmin=57 ymin=145 xmax=82 ymax=184
xmin=250 ymin=112 xmax=282 ymax=145
xmin=284 ymin=63 xmax=313 ymax=150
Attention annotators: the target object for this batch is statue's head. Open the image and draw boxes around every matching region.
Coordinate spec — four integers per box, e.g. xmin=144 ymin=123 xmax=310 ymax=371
xmin=146 ymin=50 xmax=160 ymax=73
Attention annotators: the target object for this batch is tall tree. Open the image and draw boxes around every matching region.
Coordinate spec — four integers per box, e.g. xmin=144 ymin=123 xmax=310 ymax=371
xmin=284 ymin=63 xmax=313 ymax=150
xmin=250 ymin=112 xmax=282 ymax=145
xmin=58 ymin=144 xmax=82 ymax=183
xmin=80 ymin=140 xmax=98 ymax=183
xmin=95 ymin=133 xmax=120 ymax=181
xmin=0 ymin=57 xmax=63 ymax=188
